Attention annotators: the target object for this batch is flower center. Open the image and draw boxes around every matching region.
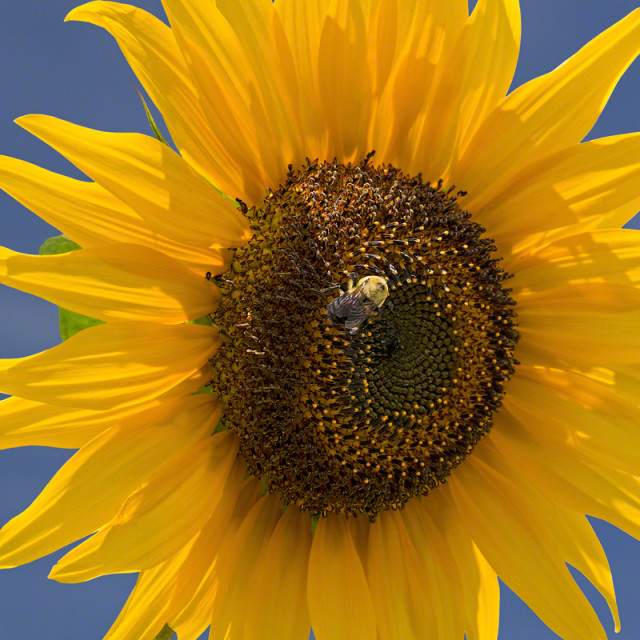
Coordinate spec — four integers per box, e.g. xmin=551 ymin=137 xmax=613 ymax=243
xmin=211 ymin=157 xmax=518 ymax=518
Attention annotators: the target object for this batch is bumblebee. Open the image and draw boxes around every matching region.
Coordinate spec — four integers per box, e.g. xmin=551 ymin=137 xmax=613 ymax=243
xmin=326 ymin=275 xmax=389 ymax=335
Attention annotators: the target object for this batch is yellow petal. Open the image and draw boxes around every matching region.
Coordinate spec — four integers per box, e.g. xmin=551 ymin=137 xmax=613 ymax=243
xmin=104 ymin=539 xmax=198 ymax=640
xmin=509 ymin=228 xmax=640 ymax=291
xmin=171 ymin=470 xmax=262 ymax=640
xmin=208 ymin=495 xmax=283 ymax=640
xmin=0 ymin=396 xmax=113 ymax=449
xmin=16 ymin=114 xmax=250 ymax=249
xmin=450 ymin=452 xmax=607 ymax=640
xmin=0 ymin=395 xmax=219 ymax=568
xmin=517 ymin=282 xmax=640 ymax=314
xmin=276 ymin=1 xmax=328 ymax=160
xmin=106 ymin=456 xmax=251 ymax=640
xmin=318 ymin=0 xmax=371 ymax=161
xmin=66 ymin=1 xmax=246 ymax=200
xmin=372 ymin=0 xmax=468 ymax=164
xmin=0 ymin=156 xmax=231 ymax=275
xmin=421 ymin=489 xmax=501 ymax=640
xmin=411 ymin=0 xmax=521 ymax=180
xmin=517 ymin=309 xmax=640 ymax=367
xmin=215 ymin=0 xmax=306 ymax=169
xmin=160 ymin=0 xmax=290 ymax=203
xmin=455 ymin=8 xmax=640 ymax=203
xmin=308 ymin=516 xmax=376 ymax=640
xmin=50 ymin=431 xmax=238 ymax=582
xmin=240 ymin=507 xmax=312 ymax=640
xmin=472 ymin=133 xmax=640 ymax=243
xmin=367 ymin=510 xmax=435 ymax=640
xmin=503 ymin=375 xmax=640 ymax=488
xmin=402 ymin=494 xmax=467 ymax=639
xmin=480 ymin=431 xmax=620 ymax=631
xmin=516 ymin=364 xmax=640 ymax=421
xmin=491 ymin=407 xmax=640 ymax=551
xmin=0 ymin=321 xmax=218 ymax=409
xmin=0 ymin=244 xmax=218 ymax=323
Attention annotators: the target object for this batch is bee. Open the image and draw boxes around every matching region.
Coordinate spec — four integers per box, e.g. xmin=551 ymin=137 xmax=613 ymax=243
xmin=326 ymin=275 xmax=389 ymax=335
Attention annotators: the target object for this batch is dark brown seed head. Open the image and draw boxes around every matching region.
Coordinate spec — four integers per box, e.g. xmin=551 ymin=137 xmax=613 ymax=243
xmin=210 ymin=157 xmax=518 ymax=519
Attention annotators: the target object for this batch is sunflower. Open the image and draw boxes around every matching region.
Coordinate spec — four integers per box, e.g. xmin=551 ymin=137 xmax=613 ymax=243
xmin=1 ymin=0 xmax=640 ymax=639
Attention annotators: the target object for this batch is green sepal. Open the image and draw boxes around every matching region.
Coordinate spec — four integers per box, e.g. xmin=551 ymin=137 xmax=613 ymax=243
xmin=153 ymin=624 xmax=176 ymax=640
xmin=311 ymin=514 xmax=320 ymax=536
xmin=212 ymin=420 xmax=227 ymax=434
xmin=194 ymin=384 xmax=214 ymax=395
xmin=58 ymin=308 xmax=105 ymax=341
xmin=134 ymin=86 xmax=170 ymax=146
xmin=188 ymin=314 xmax=214 ymax=327
xmin=39 ymin=235 xmax=105 ymax=340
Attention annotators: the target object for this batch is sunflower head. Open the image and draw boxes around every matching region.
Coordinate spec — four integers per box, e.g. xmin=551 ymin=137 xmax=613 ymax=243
xmin=210 ymin=156 xmax=519 ymax=517
xmin=1 ymin=2 xmax=639 ymax=639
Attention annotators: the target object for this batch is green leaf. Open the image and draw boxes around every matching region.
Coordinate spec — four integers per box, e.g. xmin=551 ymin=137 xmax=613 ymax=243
xmin=153 ymin=624 xmax=176 ymax=640
xmin=39 ymin=235 xmax=80 ymax=256
xmin=39 ymin=235 xmax=104 ymax=340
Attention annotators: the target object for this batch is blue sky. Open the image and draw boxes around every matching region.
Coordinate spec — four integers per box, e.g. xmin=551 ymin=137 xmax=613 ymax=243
xmin=0 ymin=1 xmax=639 ymax=639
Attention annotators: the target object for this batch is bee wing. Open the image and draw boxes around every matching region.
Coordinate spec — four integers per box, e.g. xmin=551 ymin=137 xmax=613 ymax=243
xmin=327 ymin=286 xmax=364 ymax=322
xmin=344 ymin=308 xmax=372 ymax=332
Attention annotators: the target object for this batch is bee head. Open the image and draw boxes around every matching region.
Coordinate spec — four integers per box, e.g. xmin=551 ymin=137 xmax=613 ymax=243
xmin=360 ymin=275 xmax=389 ymax=307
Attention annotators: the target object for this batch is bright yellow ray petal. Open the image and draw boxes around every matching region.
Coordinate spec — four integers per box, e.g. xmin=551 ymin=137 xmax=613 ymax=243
xmin=103 ymin=464 xmax=242 ymax=640
xmin=503 ymin=376 xmax=640 ymax=488
xmin=491 ymin=407 xmax=640 ymax=551
xmin=424 ymin=489 xmax=500 ymax=640
xmin=0 ymin=395 xmax=219 ymax=568
xmin=171 ymin=473 xmax=262 ymax=640
xmin=215 ymin=0 xmax=305 ymax=166
xmin=0 ymin=156 xmax=230 ymax=275
xmin=366 ymin=510 xmax=435 ymax=640
xmin=371 ymin=0 xmax=468 ymax=164
xmin=50 ymin=432 xmax=237 ymax=582
xmin=481 ymin=431 xmax=620 ymax=630
xmin=16 ymin=115 xmax=250 ymax=249
xmin=471 ymin=133 xmax=640 ymax=242
xmin=106 ymin=456 xmax=250 ymax=640
xmin=516 ymin=282 xmax=640 ymax=315
xmin=208 ymin=495 xmax=283 ymax=640
xmin=411 ymin=0 xmax=521 ymax=180
xmin=402 ymin=492 xmax=475 ymax=640
xmin=308 ymin=516 xmax=376 ymax=640
xmin=472 ymin=545 xmax=500 ymax=640
xmin=518 ymin=309 xmax=640 ymax=367
xmin=160 ymin=0 xmax=289 ymax=203
xmin=449 ymin=456 xmax=607 ymax=640
xmin=66 ymin=1 xmax=247 ymax=200
xmin=318 ymin=0 xmax=371 ymax=162
xmin=0 ymin=396 xmax=114 ymax=449
xmin=105 ymin=539 xmax=198 ymax=640
xmin=454 ymin=8 xmax=640 ymax=203
xmin=240 ymin=507 xmax=312 ymax=640
xmin=276 ymin=0 xmax=327 ymax=160
xmin=0 ymin=244 xmax=218 ymax=323
xmin=517 ymin=364 xmax=640 ymax=421
xmin=0 ymin=321 xmax=218 ymax=409
xmin=509 ymin=228 xmax=640 ymax=291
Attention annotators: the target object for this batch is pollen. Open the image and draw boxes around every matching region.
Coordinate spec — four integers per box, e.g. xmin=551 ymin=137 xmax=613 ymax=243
xmin=211 ymin=157 xmax=518 ymax=518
